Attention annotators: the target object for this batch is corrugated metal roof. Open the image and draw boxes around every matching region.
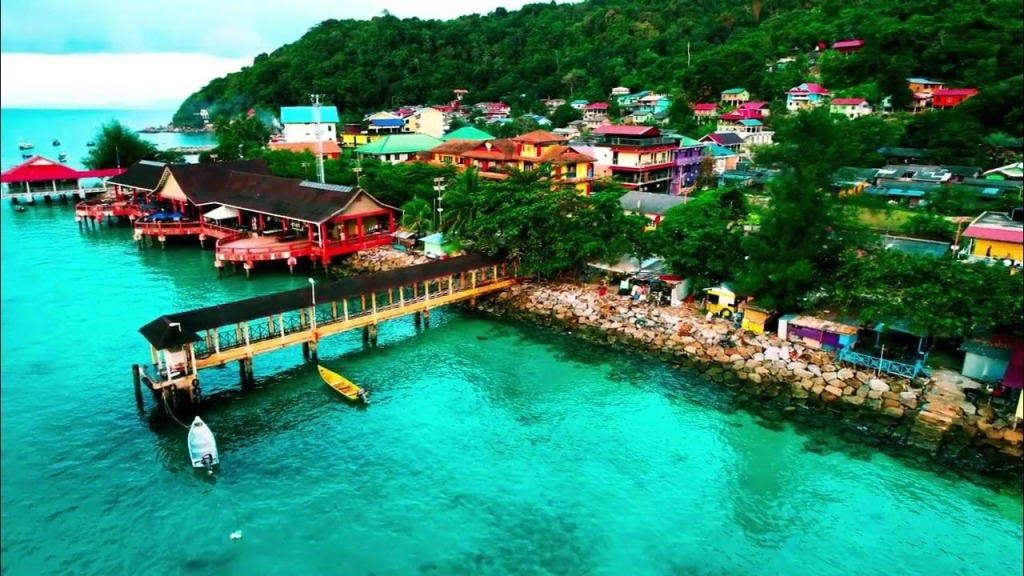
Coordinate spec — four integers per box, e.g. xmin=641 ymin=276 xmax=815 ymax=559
xmin=280 ymin=106 xmax=340 ymax=124
xmin=355 ymin=133 xmax=444 ymax=155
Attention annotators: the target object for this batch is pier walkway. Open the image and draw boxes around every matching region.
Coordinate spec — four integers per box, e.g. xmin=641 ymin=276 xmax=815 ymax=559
xmin=135 ymin=254 xmax=515 ymax=411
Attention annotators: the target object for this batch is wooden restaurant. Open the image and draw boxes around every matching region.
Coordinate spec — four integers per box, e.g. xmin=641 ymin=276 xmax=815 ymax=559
xmin=2 ymin=155 xmax=124 ymax=203
xmin=116 ymin=159 xmax=399 ymax=276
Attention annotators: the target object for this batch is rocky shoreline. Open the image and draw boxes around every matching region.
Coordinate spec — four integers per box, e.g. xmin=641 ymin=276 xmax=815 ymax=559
xmin=343 ymin=248 xmax=1023 ymax=479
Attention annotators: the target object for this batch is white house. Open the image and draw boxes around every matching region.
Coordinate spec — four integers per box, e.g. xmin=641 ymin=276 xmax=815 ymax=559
xmin=404 ymin=107 xmax=446 ymax=139
xmin=280 ymin=106 xmax=340 ymax=143
xmin=830 ymin=98 xmax=874 ymax=119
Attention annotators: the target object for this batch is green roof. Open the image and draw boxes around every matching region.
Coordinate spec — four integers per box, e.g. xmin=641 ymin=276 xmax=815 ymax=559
xmin=679 ymin=136 xmax=703 ymax=147
xmin=705 ymin=144 xmax=737 ymax=157
xmin=441 ymin=126 xmax=494 ymax=141
xmin=721 ymin=88 xmax=747 ymax=94
xmin=355 ymin=133 xmax=444 ymax=155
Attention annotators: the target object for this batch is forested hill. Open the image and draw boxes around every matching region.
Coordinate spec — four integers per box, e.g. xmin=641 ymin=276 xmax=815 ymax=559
xmin=173 ymin=0 xmax=1024 ymax=132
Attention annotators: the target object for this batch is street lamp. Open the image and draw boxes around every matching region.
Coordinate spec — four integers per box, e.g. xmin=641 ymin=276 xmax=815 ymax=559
xmin=308 ymin=278 xmax=317 ymax=334
xmin=433 ymin=177 xmax=446 ymax=231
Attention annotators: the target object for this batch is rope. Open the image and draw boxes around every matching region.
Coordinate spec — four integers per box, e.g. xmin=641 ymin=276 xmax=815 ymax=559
xmin=161 ymin=390 xmax=191 ymax=429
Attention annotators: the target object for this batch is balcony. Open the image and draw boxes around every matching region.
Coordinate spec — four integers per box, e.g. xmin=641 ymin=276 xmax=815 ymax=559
xmin=598 ymin=136 xmax=678 ymax=147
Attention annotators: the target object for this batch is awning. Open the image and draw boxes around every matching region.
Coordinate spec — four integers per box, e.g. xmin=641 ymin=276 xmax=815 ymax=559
xmin=204 ymin=205 xmax=240 ymax=220
xmin=392 ymin=230 xmax=416 ymax=239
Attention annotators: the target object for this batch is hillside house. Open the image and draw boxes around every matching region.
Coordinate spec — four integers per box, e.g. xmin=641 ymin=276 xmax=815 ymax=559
xmin=366 ymin=112 xmax=406 ymax=135
xmin=592 ymin=125 xmax=679 ymax=195
xmin=268 ymin=140 xmax=342 ymax=160
xmin=610 ymin=86 xmax=631 ymax=97
xmin=636 ymin=94 xmax=671 ymax=115
xmin=404 ymin=107 xmax=446 ymax=139
xmin=570 ymin=100 xmax=590 ymax=110
xmin=583 ymin=102 xmax=610 ymax=126
xmin=907 ymin=78 xmax=945 ymax=95
xmin=831 ymin=39 xmax=865 ymax=54
xmin=675 ymin=136 xmax=704 ymax=191
xmin=441 ymin=126 xmax=495 ymax=142
xmin=616 ymin=91 xmax=650 ymax=109
xmin=720 ymin=88 xmax=750 ymax=105
xmin=786 ymin=83 xmax=830 ymax=111
xmin=280 ymin=106 xmax=339 ymax=143
xmin=692 ymin=103 xmax=718 ymax=121
xmin=738 ymin=101 xmax=769 ymax=117
xmin=983 ymin=162 xmax=1024 ymax=181
xmin=830 ymin=98 xmax=873 ymax=119
xmin=699 ymin=132 xmax=745 ymax=154
xmin=426 ymin=138 xmax=517 ymax=177
xmin=932 ymin=89 xmax=978 ymax=108
xmin=716 ymin=107 xmax=766 ymax=130
xmin=703 ymin=144 xmax=740 ymax=175
xmin=355 ymin=133 xmax=444 ymax=165
xmin=962 ymin=209 xmax=1024 ymax=262
xmin=512 ymin=130 xmax=596 ymax=195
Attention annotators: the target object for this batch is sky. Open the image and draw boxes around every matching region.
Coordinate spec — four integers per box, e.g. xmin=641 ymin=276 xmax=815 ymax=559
xmin=0 ymin=0 xmax=567 ymax=109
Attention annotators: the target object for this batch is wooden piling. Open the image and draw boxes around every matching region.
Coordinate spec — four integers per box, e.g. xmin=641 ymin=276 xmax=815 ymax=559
xmin=132 ymin=364 xmax=144 ymax=413
xmin=362 ymin=325 xmax=370 ymax=344
xmin=302 ymin=341 xmax=310 ymax=361
xmin=309 ymin=341 xmax=318 ymax=361
xmin=414 ymin=311 xmax=421 ymax=327
xmin=369 ymin=324 xmax=378 ymax=346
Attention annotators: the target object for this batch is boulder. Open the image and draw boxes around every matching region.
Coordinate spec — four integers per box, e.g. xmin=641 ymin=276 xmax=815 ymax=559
xmin=881 ymin=406 xmax=905 ymax=418
xmin=842 ymin=394 xmax=866 ymax=406
xmin=959 ymin=401 xmax=977 ymax=416
xmin=1004 ymin=429 xmax=1024 ymax=445
xmin=837 ymin=368 xmax=855 ymax=381
xmin=821 ymin=390 xmax=840 ymax=403
xmin=824 ymin=385 xmax=844 ymax=398
xmin=822 ymin=371 xmax=839 ymax=382
xmin=868 ymin=379 xmax=889 ymax=393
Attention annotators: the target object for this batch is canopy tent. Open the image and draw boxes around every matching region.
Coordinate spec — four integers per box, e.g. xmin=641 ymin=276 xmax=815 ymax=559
xmin=588 ymin=255 xmax=666 ymax=276
xmin=203 ymin=205 xmax=240 ymax=221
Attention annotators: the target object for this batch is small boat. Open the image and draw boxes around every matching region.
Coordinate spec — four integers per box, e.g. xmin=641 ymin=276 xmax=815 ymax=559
xmin=187 ymin=416 xmax=220 ymax=472
xmin=318 ymin=364 xmax=369 ymax=403
xmin=58 ymin=152 xmax=68 ymax=163
xmin=52 ymin=139 xmax=61 ymax=146
xmin=86 ymin=141 xmax=96 ymax=147
xmin=13 ymin=205 xmax=26 ymax=212
xmin=18 ymin=139 xmax=34 ymax=150
xmin=21 ymin=153 xmax=32 ymax=159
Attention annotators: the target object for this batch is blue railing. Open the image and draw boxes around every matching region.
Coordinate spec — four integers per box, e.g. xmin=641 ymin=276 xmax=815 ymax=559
xmin=837 ymin=348 xmax=931 ymax=379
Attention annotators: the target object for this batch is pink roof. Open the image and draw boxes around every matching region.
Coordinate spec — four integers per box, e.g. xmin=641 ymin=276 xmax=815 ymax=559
xmin=832 ymin=39 xmax=864 ymax=49
xmin=593 ymin=125 xmax=661 ymax=137
xmin=963 ymin=226 xmax=1024 ymax=243
xmin=488 ymin=103 xmax=510 ymax=110
xmin=933 ymin=89 xmax=977 ymax=97
xmin=738 ymin=101 xmax=766 ymax=110
xmin=1 ymin=155 xmax=126 ymax=183
xmin=788 ymin=83 xmax=829 ymax=95
xmin=719 ymin=108 xmax=763 ymax=121
xmin=693 ymin=103 xmax=718 ymax=111
xmin=584 ymin=102 xmax=609 ymax=110
xmin=831 ymin=98 xmax=868 ymax=106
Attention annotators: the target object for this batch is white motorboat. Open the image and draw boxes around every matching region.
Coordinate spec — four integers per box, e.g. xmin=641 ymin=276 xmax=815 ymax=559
xmin=187 ymin=416 xmax=219 ymax=471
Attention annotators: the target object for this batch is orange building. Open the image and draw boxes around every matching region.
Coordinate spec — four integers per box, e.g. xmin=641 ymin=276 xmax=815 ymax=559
xmin=511 ymin=130 xmax=596 ymax=195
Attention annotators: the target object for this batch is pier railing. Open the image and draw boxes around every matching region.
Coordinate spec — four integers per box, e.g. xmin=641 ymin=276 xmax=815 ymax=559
xmin=189 ymin=264 xmax=512 ymax=364
xmin=837 ymin=347 xmax=931 ymax=379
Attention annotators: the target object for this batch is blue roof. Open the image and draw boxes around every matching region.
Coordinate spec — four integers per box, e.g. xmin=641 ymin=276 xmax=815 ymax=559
xmin=705 ymin=144 xmax=736 ymax=157
xmin=370 ymin=118 xmax=406 ymax=127
xmin=570 ymin=100 xmax=589 ymax=106
xmin=865 ymin=187 xmax=926 ymax=198
xmin=280 ymin=106 xmax=340 ymax=124
xmin=420 ymin=233 xmax=446 ymax=244
xmin=906 ymin=77 xmax=941 ymax=84
xmin=739 ymin=119 xmax=763 ymax=126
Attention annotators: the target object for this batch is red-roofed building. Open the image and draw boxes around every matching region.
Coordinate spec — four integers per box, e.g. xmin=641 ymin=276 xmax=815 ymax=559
xmin=829 ymin=98 xmax=874 ymax=119
xmin=592 ymin=125 xmax=680 ymax=195
xmin=692 ymin=103 xmax=718 ymax=121
xmin=512 ymin=130 xmax=595 ymax=195
xmin=583 ymin=102 xmax=610 ymax=126
xmin=269 ymin=140 xmax=343 ymax=159
xmin=1 ymin=155 xmax=124 ymax=201
xmin=932 ymin=88 xmax=978 ymax=108
xmin=962 ymin=210 xmax=1023 ymax=262
xmin=786 ymin=82 xmax=831 ymax=111
xmin=737 ymin=101 xmax=770 ymax=116
xmin=831 ymin=39 xmax=865 ymax=54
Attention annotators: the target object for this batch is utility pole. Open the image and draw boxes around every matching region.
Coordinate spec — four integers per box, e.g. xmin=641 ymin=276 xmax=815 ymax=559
xmin=310 ymin=93 xmax=326 ymax=183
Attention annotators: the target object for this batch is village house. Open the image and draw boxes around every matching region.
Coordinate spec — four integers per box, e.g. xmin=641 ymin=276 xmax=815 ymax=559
xmin=907 ymin=78 xmax=945 ymax=95
xmin=426 ymin=138 xmax=517 ymax=178
xmin=339 ymin=124 xmax=374 ymax=148
xmin=720 ymin=88 xmax=750 ymax=105
xmin=692 ymin=103 xmax=718 ymax=121
xmin=404 ymin=107 xmax=446 ymax=139
xmin=635 ymin=94 xmax=672 ymax=115
xmin=831 ymin=39 xmax=865 ymax=54
xmin=610 ymin=86 xmax=631 ymax=98
xmin=280 ymin=106 xmax=340 ymax=143
xmin=512 ymin=130 xmax=596 ymax=195
xmin=699 ymin=132 xmax=745 ymax=155
xmin=718 ymin=119 xmax=775 ymax=152
xmin=569 ymin=99 xmax=590 ymax=110
xmin=354 ymin=133 xmax=444 ymax=165
xmin=365 ymin=112 xmax=406 ymax=135
xmin=983 ymin=162 xmax=1024 ymax=181
xmin=931 ymin=88 xmax=978 ymax=108
xmin=582 ymin=102 xmax=610 ymax=127
xmin=961 ymin=209 xmax=1024 ymax=263
xmin=441 ymin=126 xmax=495 ymax=142
xmin=592 ymin=125 xmax=679 ymax=195
xmin=829 ymin=98 xmax=873 ymax=119
xmin=615 ymin=91 xmax=649 ymax=109
xmin=268 ymin=141 xmax=343 ymax=159
xmin=484 ymin=103 xmax=511 ymax=120
xmin=703 ymin=144 xmax=740 ymax=175
xmin=619 ymin=190 xmax=688 ymax=230
xmin=738 ymin=101 xmax=770 ymax=117
xmin=785 ymin=82 xmax=830 ymax=111
xmin=674 ymin=136 xmax=704 ymax=192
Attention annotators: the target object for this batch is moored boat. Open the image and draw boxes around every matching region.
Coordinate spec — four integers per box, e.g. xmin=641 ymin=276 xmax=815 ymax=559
xmin=58 ymin=152 xmax=68 ymax=162
xmin=187 ymin=416 xmax=219 ymax=472
xmin=52 ymin=139 xmax=61 ymax=146
xmin=318 ymin=364 xmax=369 ymax=404
xmin=86 ymin=141 xmax=96 ymax=147
xmin=18 ymin=139 xmax=34 ymax=150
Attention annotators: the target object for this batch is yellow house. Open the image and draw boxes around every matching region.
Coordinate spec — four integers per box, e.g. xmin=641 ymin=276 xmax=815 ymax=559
xmin=405 ymin=107 xmax=445 ymax=139
xmin=963 ymin=210 xmax=1024 ymax=262
xmin=340 ymin=133 xmax=375 ymax=147
xmin=512 ymin=130 xmax=596 ymax=195
xmin=740 ymin=306 xmax=775 ymax=334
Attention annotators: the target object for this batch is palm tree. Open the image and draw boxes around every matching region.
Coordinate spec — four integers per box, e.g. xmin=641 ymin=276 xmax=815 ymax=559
xmin=400 ymin=198 xmax=433 ymax=236
xmin=441 ymin=168 xmax=483 ymax=236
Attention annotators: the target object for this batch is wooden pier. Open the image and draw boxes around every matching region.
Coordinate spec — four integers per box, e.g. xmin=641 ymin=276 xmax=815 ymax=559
xmin=135 ymin=254 xmax=515 ymax=413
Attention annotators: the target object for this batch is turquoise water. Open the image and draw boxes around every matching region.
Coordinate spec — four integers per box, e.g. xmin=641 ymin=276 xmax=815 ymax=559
xmin=2 ymin=111 xmax=1023 ymax=576
xmin=1 ymin=108 xmax=213 ymax=171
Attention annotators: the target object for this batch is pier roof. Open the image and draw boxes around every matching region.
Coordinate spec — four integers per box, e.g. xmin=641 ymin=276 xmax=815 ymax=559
xmin=139 ymin=253 xmax=501 ymax=349
xmin=108 ymin=160 xmax=167 ymax=191
xmin=210 ymin=172 xmax=395 ymax=224
xmin=1 ymin=155 xmax=125 ymax=183
xmin=166 ymin=159 xmax=270 ymax=204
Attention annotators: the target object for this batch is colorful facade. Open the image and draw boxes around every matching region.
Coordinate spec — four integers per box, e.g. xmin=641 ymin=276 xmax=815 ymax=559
xmin=931 ymin=89 xmax=978 ymax=108
xmin=280 ymin=106 xmax=340 ymax=143
xmin=830 ymin=98 xmax=874 ymax=119
xmin=592 ymin=125 xmax=679 ymax=195
xmin=512 ymin=130 xmax=596 ymax=195
xmin=962 ymin=210 xmax=1024 ymax=262
xmin=785 ymin=83 xmax=830 ymax=111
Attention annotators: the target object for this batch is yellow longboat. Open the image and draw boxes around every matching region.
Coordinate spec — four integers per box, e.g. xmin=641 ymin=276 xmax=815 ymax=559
xmin=318 ymin=365 xmax=369 ymax=404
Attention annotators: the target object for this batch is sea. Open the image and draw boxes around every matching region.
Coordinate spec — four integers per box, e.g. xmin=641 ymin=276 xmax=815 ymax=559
xmin=1 ymin=108 xmax=1022 ymax=576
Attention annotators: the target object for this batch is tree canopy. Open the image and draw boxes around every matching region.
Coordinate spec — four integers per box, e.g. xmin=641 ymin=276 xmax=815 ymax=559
xmin=654 ymin=188 xmax=747 ymax=287
xmin=172 ymin=0 xmax=1024 ymax=143
xmin=83 ymin=121 xmax=182 ymax=169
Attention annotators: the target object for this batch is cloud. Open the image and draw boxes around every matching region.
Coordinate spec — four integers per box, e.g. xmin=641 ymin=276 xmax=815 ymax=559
xmin=0 ymin=0 xmax=576 ymax=58
xmin=0 ymin=53 xmax=252 ymax=109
